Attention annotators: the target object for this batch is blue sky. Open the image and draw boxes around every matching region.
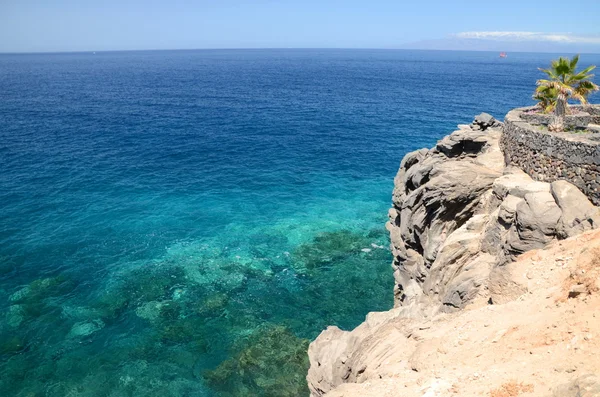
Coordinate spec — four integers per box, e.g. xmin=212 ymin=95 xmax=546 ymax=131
xmin=2 ymin=0 xmax=600 ymax=52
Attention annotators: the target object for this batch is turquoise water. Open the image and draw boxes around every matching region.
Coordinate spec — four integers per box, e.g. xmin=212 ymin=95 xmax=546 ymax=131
xmin=1 ymin=49 xmax=599 ymax=396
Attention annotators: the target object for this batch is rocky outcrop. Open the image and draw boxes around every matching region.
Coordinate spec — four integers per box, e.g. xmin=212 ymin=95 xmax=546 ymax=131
xmin=388 ymin=115 xmax=600 ymax=312
xmin=307 ymin=113 xmax=600 ymax=397
xmin=307 ymin=229 xmax=600 ymax=397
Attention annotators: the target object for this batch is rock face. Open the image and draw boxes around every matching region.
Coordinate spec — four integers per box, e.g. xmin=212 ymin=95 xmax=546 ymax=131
xmin=388 ymin=117 xmax=600 ymax=311
xmin=389 ymin=119 xmax=504 ymax=309
xmin=307 ymin=115 xmax=600 ymax=397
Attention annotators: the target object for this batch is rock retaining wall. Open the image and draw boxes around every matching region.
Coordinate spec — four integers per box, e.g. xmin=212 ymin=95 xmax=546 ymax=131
xmin=501 ymin=106 xmax=600 ymax=205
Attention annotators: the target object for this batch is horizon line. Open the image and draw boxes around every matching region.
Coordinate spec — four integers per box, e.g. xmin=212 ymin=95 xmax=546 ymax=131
xmin=1 ymin=47 xmax=600 ymax=56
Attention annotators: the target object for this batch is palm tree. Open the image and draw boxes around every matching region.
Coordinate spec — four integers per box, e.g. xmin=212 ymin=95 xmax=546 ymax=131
xmin=533 ymin=85 xmax=558 ymax=114
xmin=535 ymin=55 xmax=599 ymax=131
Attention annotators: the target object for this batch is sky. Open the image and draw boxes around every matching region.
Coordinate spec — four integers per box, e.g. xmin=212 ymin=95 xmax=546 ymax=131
xmin=1 ymin=0 xmax=600 ymax=53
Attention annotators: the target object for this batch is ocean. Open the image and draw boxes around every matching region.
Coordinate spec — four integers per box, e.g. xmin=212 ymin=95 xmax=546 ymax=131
xmin=1 ymin=49 xmax=598 ymax=396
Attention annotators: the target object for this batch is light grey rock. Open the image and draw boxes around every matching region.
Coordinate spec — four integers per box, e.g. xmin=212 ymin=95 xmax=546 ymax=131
xmin=551 ymin=180 xmax=600 ymax=238
xmin=487 ymin=262 xmax=527 ymax=305
xmin=506 ymin=191 xmax=562 ymax=256
xmin=552 ymin=374 xmax=600 ymax=397
xmin=307 ymin=306 xmax=425 ymax=397
xmin=474 ymin=112 xmax=495 ymax=126
xmin=436 ymin=130 xmax=490 ymax=157
xmin=439 ymin=253 xmax=494 ymax=311
xmin=404 ymin=155 xmax=441 ymax=191
xmin=425 ymin=215 xmax=494 ymax=310
xmin=492 ymin=170 xmax=550 ymax=200
xmin=498 ymin=194 xmax=523 ymax=225
xmin=388 ymin=208 xmax=399 ymax=225
xmin=389 ymin=123 xmax=503 ymax=308
xmin=520 ymin=192 xmax=562 ymax=235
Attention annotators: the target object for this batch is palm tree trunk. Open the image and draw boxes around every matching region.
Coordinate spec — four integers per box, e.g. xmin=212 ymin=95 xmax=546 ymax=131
xmin=550 ymin=96 xmax=567 ymax=131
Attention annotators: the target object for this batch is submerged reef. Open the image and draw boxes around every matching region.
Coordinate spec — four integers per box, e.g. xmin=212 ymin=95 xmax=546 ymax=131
xmin=293 ymin=229 xmax=388 ymax=271
xmin=0 ymin=226 xmax=391 ymax=396
xmin=204 ymin=325 xmax=310 ymax=397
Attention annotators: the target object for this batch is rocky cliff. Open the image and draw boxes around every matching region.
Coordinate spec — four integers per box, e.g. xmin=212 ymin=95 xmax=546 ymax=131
xmin=307 ymin=114 xmax=600 ymax=397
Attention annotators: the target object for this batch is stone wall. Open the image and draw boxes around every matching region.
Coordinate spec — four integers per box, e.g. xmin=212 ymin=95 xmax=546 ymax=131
xmin=501 ymin=106 xmax=600 ymax=205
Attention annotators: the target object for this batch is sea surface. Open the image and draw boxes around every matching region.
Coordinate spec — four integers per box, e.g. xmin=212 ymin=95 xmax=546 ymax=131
xmin=1 ymin=49 xmax=599 ymax=396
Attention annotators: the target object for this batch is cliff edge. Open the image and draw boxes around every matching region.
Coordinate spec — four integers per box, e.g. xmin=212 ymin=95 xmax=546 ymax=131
xmin=307 ymin=114 xmax=600 ymax=397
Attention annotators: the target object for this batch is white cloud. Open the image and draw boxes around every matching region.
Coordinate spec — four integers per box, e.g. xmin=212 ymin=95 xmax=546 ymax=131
xmin=454 ymin=31 xmax=600 ymax=44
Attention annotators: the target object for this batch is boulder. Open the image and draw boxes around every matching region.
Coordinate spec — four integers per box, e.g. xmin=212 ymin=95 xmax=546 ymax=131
xmin=551 ymin=180 xmax=600 ymax=238
xmin=552 ymin=374 xmax=600 ymax=397
xmin=436 ymin=130 xmax=489 ymax=157
xmin=473 ymin=112 xmax=499 ymax=130
xmin=498 ymin=194 xmax=523 ymax=225
xmin=506 ymin=191 xmax=562 ymax=256
xmin=492 ymin=169 xmax=550 ymax=200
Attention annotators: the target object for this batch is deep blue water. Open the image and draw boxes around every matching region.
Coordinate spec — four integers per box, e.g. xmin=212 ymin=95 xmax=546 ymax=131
xmin=1 ymin=49 xmax=599 ymax=396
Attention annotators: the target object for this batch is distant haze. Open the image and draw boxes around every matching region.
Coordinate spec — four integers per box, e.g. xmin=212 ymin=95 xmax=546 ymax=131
xmin=1 ymin=0 xmax=600 ymax=53
xmin=401 ymin=38 xmax=600 ymax=54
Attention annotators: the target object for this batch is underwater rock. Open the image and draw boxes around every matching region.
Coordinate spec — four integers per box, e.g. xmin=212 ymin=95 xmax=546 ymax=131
xmin=122 ymin=265 xmax=188 ymax=304
xmin=135 ymin=301 xmax=168 ymax=322
xmin=61 ymin=305 xmax=103 ymax=321
xmin=12 ymin=275 xmax=74 ymax=301
xmin=204 ymin=325 xmax=310 ymax=397
xmin=68 ymin=319 xmax=105 ymax=338
xmin=183 ymin=261 xmax=247 ymax=291
xmin=0 ymin=335 xmax=27 ymax=356
xmin=94 ymin=292 xmax=131 ymax=321
xmin=292 ymin=230 xmax=374 ymax=271
xmin=197 ymin=293 xmax=229 ymax=316
xmin=9 ymin=286 xmax=31 ymax=302
xmin=5 ymin=305 xmax=25 ymax=328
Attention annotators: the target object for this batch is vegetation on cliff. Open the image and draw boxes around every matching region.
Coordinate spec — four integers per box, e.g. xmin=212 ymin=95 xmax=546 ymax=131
xmin=534 ymin=55 xmax=599 ymax=131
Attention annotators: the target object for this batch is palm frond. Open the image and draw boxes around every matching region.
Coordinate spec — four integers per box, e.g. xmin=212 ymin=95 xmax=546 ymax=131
xmin=533 ymin=55 xmax=598 ymax=109
xmin=569 ymin=54 xmax=580 ymax=71
xmin=578 ymin=80 xmax=600 ymax=91
xmin=579 ymin=65 xmax=596 ymax=75
xmin=538 ymin=67 xmax=556 ymax=79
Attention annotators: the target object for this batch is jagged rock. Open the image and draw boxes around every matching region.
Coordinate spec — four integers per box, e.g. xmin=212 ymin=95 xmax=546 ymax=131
xmin=473 ymin=112 xmax=500 ymax=130
xmin=389 ymin=118 xmax=600 ymax=309
xmin=475 ymin=112 xmax=494 ymax=125
xmin=307 ymin=306 xmax=425 ymax=397
xmin=390 ymin=122 xmax=503 ymax=307
xmin=436 ymin=130 xmax=490 ymax=157
xmin=424 ymin=214 xmax=493 ymax=310
xmin=551 ymin=180 xmax=600 ymax=238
